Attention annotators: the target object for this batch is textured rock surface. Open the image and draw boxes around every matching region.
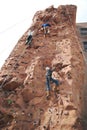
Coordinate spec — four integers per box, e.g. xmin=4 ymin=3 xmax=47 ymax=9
xmin=0 ymin=5 xmax=85 ymax=130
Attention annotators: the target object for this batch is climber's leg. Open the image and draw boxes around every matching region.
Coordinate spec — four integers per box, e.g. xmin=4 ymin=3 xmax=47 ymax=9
xmin=51 ymin=78 xmax=60 ymax=96
xmin=46 ymin=77 xmax=51 ymax=99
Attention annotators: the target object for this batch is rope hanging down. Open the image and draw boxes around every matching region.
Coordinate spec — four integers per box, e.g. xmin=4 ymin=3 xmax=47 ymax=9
xmin=0 ymin=17 xmax=30 ymax=34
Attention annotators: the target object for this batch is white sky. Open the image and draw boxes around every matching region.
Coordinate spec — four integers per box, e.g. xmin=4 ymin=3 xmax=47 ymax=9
xmin=0 ymin=0 xmax=87 ymax=69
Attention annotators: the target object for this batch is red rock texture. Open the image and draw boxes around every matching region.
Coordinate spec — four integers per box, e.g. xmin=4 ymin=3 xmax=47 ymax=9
xmin=0 ymin=5 xmax=85 ymax=130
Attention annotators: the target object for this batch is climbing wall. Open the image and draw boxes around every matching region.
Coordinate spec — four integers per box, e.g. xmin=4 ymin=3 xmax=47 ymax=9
xmin=0 ymin=5 xmax=85 ymax=130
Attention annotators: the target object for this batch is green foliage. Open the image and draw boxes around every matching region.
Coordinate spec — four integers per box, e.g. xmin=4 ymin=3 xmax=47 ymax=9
xmin=7 ymin=99 xmax=13 ymax=105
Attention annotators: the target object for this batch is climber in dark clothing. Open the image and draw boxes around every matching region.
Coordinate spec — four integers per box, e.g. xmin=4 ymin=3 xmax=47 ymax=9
xmin=25 ymin=35 xmax=32 ymax=45
xmin=42 ymin=23 xmax=51 ymax=37
xmin=25 ymin=31 xmax=34 ymax=47
xmin=45 ymin=67 xmax=59 ymax=99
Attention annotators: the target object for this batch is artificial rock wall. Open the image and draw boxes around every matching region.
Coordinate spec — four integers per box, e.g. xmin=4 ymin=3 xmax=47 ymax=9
xmin=0 ymin=5 xmax=85 ymax=130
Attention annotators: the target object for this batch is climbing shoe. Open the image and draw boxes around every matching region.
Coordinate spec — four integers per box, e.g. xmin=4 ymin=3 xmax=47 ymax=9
xmin=56 ymin=89 xmax=60 ymax=94
xmin=46 ymin=95 xmax=50 ymax=100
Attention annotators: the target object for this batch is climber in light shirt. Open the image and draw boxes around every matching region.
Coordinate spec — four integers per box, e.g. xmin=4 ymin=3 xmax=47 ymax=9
xmin=25 ymin=30 xmax=34 ymax=47
xmin=45 ymin=66 xmax=59 ymax=99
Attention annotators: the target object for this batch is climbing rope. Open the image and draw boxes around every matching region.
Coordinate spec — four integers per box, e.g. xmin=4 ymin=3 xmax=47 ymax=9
xmin=0 ymin=17 xmax=30 ymax=34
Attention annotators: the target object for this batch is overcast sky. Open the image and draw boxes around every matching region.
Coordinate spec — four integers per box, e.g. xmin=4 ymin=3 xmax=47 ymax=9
xmin=0 ymin=0 xmax=87 ymax=68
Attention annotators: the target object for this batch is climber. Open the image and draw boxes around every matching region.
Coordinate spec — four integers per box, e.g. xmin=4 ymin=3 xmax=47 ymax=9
xmin=45 ymin=66 xmax=59 ymax=99
xmin=41 ymin=23 xmax=51 ymax=37
xmin=25 ymin=30 xmax=34 ymax=47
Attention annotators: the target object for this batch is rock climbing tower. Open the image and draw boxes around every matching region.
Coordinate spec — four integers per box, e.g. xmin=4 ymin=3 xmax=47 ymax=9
xmin=0 ymin=5 xmax=85 ymax=130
